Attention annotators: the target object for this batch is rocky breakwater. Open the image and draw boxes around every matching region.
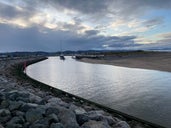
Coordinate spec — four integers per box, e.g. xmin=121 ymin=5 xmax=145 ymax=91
xmin=0 ymin=88 xmax=132 ymax=128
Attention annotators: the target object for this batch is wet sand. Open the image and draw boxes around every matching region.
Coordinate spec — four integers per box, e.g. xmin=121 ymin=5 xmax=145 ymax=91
xmin=81 ymin=52 xmax=171 ymax=72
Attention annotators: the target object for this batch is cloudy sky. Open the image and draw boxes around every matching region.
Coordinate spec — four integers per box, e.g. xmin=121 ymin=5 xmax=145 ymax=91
xmin=0 ymin=0 xmax=171 ymax=52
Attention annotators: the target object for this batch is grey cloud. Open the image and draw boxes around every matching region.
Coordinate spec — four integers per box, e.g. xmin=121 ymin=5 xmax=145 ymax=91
xmin=85 ymin=30 xmax=99 ymax=36
xmin=0 ymin=23 xmax=139 ymax=52
xmin=143 ymin=17 xmax=163 ymax=28
xmin=0 ymin=2 xmax=35 ymax=19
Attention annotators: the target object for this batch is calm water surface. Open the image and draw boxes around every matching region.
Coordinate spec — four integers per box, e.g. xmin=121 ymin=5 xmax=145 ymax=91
xmin=27 ymin=57 xmax=171 ymax=128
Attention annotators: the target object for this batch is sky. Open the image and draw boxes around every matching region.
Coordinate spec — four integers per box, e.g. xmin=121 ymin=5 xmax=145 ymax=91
xmin=0 ymin=0 xmax=171 ymax=52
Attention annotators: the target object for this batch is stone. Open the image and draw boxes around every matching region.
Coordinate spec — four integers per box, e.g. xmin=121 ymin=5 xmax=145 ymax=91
xmin=76 ymin=113 xmax=89 ymax=126
xmin=6 ymin=116 xmax=25 ymax=125
xmin=15 ymin=111 xmax=25 ymax=117
xmin=0 ymin=100 xmax=10 ymax=108
xmin=32 ymin=118 xmax=49 ymax=128
xmin=58 ymin=108 xmax=79 ymax=128
xmin=25 ymin=108 xmax=44 ymax=123
xmin=114 ymin=121 xmax=130 ymax=128
xmin=20 ymin=103 xmax=38 ymax=112
xmin=50 ymin=123 xmax=64 ymax=128
xmin=29 ymin=93 xmax=43 ymax=104
xmin=9 ymin=101 xmax=23 ymax=111
xmin=0 ymin=124 xmax=4 ymax=128
xmin=6 ymin=123 xmax=23 ymax=128
xmin=74 ymin=107 xmax=87 ymax=115
xmin=81 ymin=120 xmax=111 ymax=128
xmin=30 ymin=123 xmax=48 ymax=128
xmin=45 ymin=107 xmax=59 ymax=116
xmin=47 ymin=98 xmax=69 ymax=108
xmin=48 ymin=114 xmax=59 ymax=123
xmin=5 ymin=90 xmax=30 ymax=101
xmin=0 ymin=109 xmax=11 ymax=117
xmin=0 ymin=109 xmax=11 ymax=123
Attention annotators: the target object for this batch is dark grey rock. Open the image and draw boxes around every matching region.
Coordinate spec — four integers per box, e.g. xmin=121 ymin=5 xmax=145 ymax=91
xmin=20 ymin=103 xmax=38 ymax=112
xmin=76 ymin=113 xmax=89 ymax=126
xmin=32 ymin=118 xmax=49 ymax=128
xmin=58 ymin=108 xmax=79 ymax=128
xmin=45 ymin=107 xmax=59 ymax=116
xmin=5 ymin=90 xmax=30 ymax=101
xmin=50 ymin=123 xmax=64 ymax=128
xmin=0 ymin=109 xmax=11 ymax=123
xmin=6 ymin=116 xmax=25 ymax=125
xmin=114 ymin=121 xmax=130 ymax=128
xmin=81 ymin=120 xmax=111 ymax=128
xmin=15 ymin=111 xmax=25 ymax=117
xmin=29 ymin=94 xmax=43 ymax=104
xmin=0 ymin=109 xmax=11 ymax=117
xmin=47 ymin=98 xmax=69 ymax=108
xmin=0 ymin=100 xmax=10 ymax=108
xmin=0 ymin=124 xmax=4 ymax=128
xmin=30 ymin=123 xmax=48 ymax=128
xmin=9 ymin=101 xmax=23 ymax=111
xmin=6 ymin=123 xmax=23 ymax=128
xmin=25 ymin=108 xmax=44 ymax=123
xmin=48 ymin=114 xmax=59 ymax=123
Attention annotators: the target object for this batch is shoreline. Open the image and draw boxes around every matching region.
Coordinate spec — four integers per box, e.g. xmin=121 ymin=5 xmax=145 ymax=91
xmin=0 ymin=57 xmax=165 ymax=128
xmin=80 ymin=52 xmax=171 ymax=73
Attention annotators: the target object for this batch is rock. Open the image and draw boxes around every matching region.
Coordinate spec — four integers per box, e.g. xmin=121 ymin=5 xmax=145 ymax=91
xmin=81 ymin=120 xmax=111 ymax=128
xmin=50 ymin=123 xmax=64 ymax=128
xmin=101 ymin=116 xmax=117 ymax=126
xmin=0 ymin=109 xmax=11 ymax=116
xmin=5 ymin=90 xmax=30 ymax=101
xmin=6 ymin=123 xmax=23 ymax=128
xmin=0 ymin=93 xmax=5 ymax=104
xmin=25 ymin=108 xmax=44 ymax=123
xmin=6 ymin=116 xmax=25 ymax=125
xmin=48 ymin=114 xmax=59 ymax=123
xmin=74 ymin=107 xmax=87 ymax=115
xmin=114 ymin=121 xmax=130 ymax=128
xmin=58 ymin=108 xmax=79 ymax=128
xmin=70 ymin=104 xmax=88 ymax=125
xmin=0 ymin=100 xmax=10 ymax=108
xmin=9 ymin=101 xmax=23 ymax=111
xmin=76 ymin=113 xmax=89 ymax=126
xmin=31 ymin=118 xmax=49 ymax=128
xmin=0 ymin=109 xmax=11 ymax=123
xmin=30 ymin=123 xmax=48 ymax=128
xmin=0 ymin=124 xmax=4 ymax=128
xmin=45 ymin=107 xmax=59 ymax=116
xmin=20 ymin=103 xmax=38 ymax=112
xmin=15 ymin=111 xmax=25 ymax=117
xmin=29 ymin=93 xmax=43 ymax=104
xmin=47 ymin=98 xmax=69 ymax=108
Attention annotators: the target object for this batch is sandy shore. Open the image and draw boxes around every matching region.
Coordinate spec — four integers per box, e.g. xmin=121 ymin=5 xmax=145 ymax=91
xmin=81 ymin=52 xmax=171 ymax=72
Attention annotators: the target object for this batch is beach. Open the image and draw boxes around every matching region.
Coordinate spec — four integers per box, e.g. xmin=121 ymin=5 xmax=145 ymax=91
xmin=80 ymin=52 xmax=171 ymax=73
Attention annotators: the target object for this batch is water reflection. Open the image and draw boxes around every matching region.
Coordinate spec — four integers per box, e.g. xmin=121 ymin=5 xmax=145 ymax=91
xmin=27 ymin=57 xmax=171 ymax=128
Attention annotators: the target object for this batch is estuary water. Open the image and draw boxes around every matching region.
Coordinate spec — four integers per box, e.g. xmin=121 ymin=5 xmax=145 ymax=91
xmin=27 ymin=57 xmax=171 ymax=127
